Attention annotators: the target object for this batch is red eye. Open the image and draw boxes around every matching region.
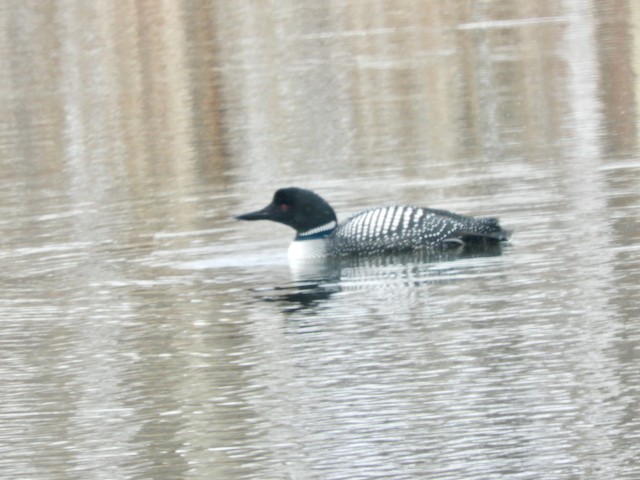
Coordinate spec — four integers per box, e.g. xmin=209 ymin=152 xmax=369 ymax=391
xmin=280 ymin=203 xmax=289 ymax=212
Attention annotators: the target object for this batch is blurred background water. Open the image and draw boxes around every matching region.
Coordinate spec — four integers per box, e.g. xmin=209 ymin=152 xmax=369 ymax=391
xmin=1 ymin=1 xmax=639 ymax=479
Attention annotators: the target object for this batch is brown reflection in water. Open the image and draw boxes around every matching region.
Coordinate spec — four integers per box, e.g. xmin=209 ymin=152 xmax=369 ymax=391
xmin=2 ymin=1 xmax=638 ymax=186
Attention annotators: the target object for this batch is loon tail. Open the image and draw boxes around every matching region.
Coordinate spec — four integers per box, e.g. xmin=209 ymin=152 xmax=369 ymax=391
xmin=444 ymin=216 xmax=511 ymax=246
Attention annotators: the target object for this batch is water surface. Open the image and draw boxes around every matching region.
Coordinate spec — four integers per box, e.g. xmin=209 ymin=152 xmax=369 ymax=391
xmin=1 ymin=1 xmax=639 ymax=479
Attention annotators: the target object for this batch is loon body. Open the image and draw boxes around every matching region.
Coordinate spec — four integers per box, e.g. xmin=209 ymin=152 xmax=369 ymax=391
xmin=236 ymin=187 xmax=510 ymax=258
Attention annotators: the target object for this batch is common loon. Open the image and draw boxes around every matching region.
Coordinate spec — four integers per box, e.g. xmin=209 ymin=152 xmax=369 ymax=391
xmin=236 ymin=187 xmax=510 ymax=259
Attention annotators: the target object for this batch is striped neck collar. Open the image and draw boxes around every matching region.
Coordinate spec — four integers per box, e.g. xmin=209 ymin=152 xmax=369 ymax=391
xmin=295 ymin=220 xmax=337 ymax=241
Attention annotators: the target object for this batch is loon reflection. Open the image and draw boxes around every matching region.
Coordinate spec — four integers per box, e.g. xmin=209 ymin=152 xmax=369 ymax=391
xmin=254 ymin=244 xmax=507 ymax=311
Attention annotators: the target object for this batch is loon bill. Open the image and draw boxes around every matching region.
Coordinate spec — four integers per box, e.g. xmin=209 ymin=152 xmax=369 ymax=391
xmin=236 ymin=187 xmax=511 ymax=258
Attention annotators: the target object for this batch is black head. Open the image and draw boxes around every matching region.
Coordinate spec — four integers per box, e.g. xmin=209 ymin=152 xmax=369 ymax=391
xmin=235 ymin=187 xmax=337 ymax=234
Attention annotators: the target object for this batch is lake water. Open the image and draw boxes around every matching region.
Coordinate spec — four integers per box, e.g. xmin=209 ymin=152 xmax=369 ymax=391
xmin=1 ymin=1 xmax=639 ymax=479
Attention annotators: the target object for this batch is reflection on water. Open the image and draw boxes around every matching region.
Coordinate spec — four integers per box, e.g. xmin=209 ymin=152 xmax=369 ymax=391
xmin=268 ymin=247 xmax=509 ymax=311
xmin=1 ymin=1 xmax=640 ymax=479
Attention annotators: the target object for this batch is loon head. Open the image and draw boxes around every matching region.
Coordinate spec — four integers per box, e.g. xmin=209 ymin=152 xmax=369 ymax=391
xmin=235 ymin=187 xmax=338 ymax=237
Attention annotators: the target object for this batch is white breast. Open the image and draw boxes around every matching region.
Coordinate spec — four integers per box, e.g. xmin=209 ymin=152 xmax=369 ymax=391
xmin=288 ymin=239 xmax=328 ymax=260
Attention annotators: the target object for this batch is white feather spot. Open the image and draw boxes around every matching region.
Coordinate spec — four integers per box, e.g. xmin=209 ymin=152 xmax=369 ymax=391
xmin=402 ymin=207 xmax=413 ymax=230
xmin=383 ymin=206 xmax=395 ymax=232
xmin=368 ymin=208 xmax=382 ymax=236
xmin=391 ymin=207 xmax=404 ymax=231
